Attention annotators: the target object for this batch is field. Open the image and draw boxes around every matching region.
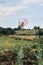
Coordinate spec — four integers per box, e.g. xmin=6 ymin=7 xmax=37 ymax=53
xmin=0 ymin=35 xmax=36 ymax=50
xmin=15 ymin=29 xmax=36 ymax=35
xmin=0 ymin=30 xmax=43 ymax=65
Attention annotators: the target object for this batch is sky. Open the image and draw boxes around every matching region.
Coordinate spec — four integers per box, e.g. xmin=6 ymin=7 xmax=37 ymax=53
xmin=0 ymin=0 xmax=43 ymax=29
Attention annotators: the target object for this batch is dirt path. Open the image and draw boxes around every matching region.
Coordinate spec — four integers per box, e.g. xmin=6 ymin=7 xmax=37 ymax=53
xmin=9 ymin=35 xmax=36 ymax=40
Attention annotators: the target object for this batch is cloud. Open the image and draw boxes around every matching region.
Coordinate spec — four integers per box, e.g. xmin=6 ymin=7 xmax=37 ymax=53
xmin=0 ymin=0 xmax=28 ymax=18
xmin=0 ymin=4 xmax=27 ymax=18
xmin=0 ymin=0 xmax=43 ymax=18
xmin=21 ymin=0 xmax=38 ymax=4
xmin=21 ymin=0 xmax=43 ymax=4
xmin=0 ymin=5 xmax=14 ymax=17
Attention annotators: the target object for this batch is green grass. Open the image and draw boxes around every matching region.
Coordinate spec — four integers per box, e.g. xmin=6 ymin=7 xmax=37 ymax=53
xmin=0 ymin=35 xmax=43 ymax=65
xmin=15 ymin=29 xmax=36 ymax=35
xmin=0 ymin=35 xmax=36 ymax=51
xmin=0 ymin=35 xmax=43 ymax=50
xmin=39 ymin=59 xmax=43 ymax=65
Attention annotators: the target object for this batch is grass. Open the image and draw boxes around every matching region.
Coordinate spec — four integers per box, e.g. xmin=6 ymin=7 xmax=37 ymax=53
xmin=15 ymin=29 xmax=36 ymax=35
xmin=0 ymin=35 xmax=43 ymax=50
xmin=39 ymin=59 xmax=43 ymax=65
xmin=0 ymin=35 xmax=43 ymax=65
xmin=0 ymin=35 xmax=36 ymax=51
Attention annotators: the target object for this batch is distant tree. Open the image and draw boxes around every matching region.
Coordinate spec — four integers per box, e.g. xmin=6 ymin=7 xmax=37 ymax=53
xmin=39 ymin=29 xmax=43 ymax=35
xmin=6 ymin=28 xmax=15 ymax=35
xmin=0 ymin=27 xmax=4 ymax=33
xmin=18 ymin=26 xmax=21 ymax=30
xmin=34 ymin=26 xmax=43 ymax=35
xmin=33 ymin=26 xmax=40 ymax=35
xmin=34 ymin=26 xmax=40 ymax=30
xmin=0 ymin=27 xmax=15 ymax=35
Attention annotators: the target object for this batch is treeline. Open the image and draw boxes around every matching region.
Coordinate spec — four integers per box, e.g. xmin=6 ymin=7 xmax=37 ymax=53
xmin=0 ymin=26 xmax=43 ymax=35
xmin=0 ymin=27 xmax=15 ymax=35
xmin=33 ymin=26 xmax=43 ymax=35
xmin=0 ymin=27 xmax=21 ymax=35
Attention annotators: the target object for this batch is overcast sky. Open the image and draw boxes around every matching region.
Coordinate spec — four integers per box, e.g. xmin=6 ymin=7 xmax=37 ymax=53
xmin=0 ymin=0 xmax=43 ymax=29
